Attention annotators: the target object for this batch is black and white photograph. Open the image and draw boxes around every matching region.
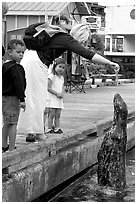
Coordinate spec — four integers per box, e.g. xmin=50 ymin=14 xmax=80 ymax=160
xmin=2 ymin=1 xmax=135 ymax=202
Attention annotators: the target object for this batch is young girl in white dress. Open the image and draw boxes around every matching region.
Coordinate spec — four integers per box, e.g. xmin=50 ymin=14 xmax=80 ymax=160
xmin=46 ymin=58 xmax=66 ymax=134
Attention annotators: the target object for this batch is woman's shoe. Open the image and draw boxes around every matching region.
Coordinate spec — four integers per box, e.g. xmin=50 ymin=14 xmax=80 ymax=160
xmin=2 ymin=146 xmax=16 ymax=153
xmin=2 ymin=145 xmax=9 ymax=153
xmin=44 ymin=126 xmax=54 ymax=133
xmin=26 ymin=134 xmax=36 ymax=142
xmin=54 ymin=128 xmax=63 ymax=134
xmin=46 ymin=129 xmax=54 ymax=134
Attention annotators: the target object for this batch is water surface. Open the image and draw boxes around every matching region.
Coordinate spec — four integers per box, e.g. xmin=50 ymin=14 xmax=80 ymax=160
xmin=52 ymin=148 xmax=135 ymax=202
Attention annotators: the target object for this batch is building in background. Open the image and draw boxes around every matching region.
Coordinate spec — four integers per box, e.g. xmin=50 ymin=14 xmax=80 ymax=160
xmin=104 ymin=3 xmax=135 ymax=78
xmin=4 ymin=2 xmax=70 ymax=45
xmin=4 ymin=2 xmax=106 ymax=45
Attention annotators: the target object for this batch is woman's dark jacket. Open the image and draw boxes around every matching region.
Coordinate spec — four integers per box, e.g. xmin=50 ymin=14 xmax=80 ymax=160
xmin=25 ymin=32 xmax=96 ymax=67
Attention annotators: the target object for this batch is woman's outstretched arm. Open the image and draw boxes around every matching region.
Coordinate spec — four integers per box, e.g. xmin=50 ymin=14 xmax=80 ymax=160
xmin=91 ymin=53 xmax=120 ymax=72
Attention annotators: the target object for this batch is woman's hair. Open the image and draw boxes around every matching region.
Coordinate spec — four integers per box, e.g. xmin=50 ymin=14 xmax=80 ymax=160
xmin=51 ymin=14 xmax=70 ymax=25
xmin=52 ymin=58 xmax=66 ymax=75
xmin=70 ymin=24 xmax=90 ymax=43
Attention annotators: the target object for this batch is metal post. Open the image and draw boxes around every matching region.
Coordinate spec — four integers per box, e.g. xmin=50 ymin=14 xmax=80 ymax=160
xmin=115 ymin=70 xmax=119 ymax=86
xmin=45 ymin=3 xmax=48 ymax=22
xmin=2 ymin=18 xmax=7 ymax=50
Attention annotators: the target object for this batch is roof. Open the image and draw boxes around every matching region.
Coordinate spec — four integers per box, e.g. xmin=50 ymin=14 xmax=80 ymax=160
xmin=6 ymin=2 xmax=70 ymax=16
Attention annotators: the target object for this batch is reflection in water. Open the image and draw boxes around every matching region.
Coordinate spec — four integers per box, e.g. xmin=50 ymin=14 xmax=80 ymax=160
xmin=53 ymin=148 xmax=135 ymax=202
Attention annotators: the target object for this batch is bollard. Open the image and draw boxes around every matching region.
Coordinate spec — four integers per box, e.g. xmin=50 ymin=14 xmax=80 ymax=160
xmin=97 ymin=93 xmax=128 ymax=191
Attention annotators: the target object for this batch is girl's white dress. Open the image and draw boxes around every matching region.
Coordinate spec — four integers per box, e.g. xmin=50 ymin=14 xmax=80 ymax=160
xmin=46 ymin=73 xmax=64 ymax=109
xmin=17 ymin=50 xmax=48 ymax=134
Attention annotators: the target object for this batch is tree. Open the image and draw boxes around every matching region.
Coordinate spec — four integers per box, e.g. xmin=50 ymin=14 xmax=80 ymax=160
xmin=90 ymin=33 xmax=105 ymax=54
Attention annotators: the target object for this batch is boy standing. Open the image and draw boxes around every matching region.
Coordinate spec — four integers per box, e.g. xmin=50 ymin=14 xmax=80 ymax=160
xmin=2 ymin=39 xmax=26 ymax=152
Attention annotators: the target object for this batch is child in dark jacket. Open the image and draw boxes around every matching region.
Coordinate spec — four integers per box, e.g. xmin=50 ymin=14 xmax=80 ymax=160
xmin=2 ymin=39 xmax=26 ymax=152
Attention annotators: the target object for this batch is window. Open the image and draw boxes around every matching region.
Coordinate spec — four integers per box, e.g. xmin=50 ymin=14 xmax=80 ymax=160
xmin=116 ymin=38 xmax=123 ymax=52
xmin=10 ymin=34 xmax=23 ymax=41
xmin=17 ymin=16 xmax=27 ymax=29
xmin=6 ymin=16 xmax=16 ymax=31
xmin=17 ymin=35 xmax=22 ymax=40
xmin=11 ymin=35 xmax=16 ymax=40
xmin=105 ymin=36 xmax=124 ymax=52
xmin=105 ymin=37 xmax=110 ymax=51
xmin=29 ymin=16 xmax=39 ymax=25
xmin=112 ymin=38 xmax=116 ymax=52
xmin=40 ymin=16 xmax=45 ymax=22
xmin=112 ymin=37 xmax=124 ymax=52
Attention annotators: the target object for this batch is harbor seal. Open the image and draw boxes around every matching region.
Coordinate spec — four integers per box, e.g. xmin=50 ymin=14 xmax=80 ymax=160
xmin=97 ymin=93 xmax=128 ymax=191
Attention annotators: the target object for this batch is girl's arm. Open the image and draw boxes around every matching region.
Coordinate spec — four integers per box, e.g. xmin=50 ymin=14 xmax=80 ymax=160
xmin=47 ymin=78 xmax=58 ymax=96
xmin=61 ymin=83 xmax=65 ymax=96
xmin=48 ymin=78 xmax=63 ymax=98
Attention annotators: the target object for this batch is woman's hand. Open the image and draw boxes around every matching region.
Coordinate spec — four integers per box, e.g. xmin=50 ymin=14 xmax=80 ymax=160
xmin=110 ymin=62 xmax=120 ymax=73
xmin=91 ymin=54 xmax=120 ymax=73
xmin=110 ymin=62 xmax=120 ymax=86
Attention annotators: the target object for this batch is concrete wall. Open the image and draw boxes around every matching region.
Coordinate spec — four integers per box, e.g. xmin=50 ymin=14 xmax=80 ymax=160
xmin=2 ymin=112 xmax=135 ymax=202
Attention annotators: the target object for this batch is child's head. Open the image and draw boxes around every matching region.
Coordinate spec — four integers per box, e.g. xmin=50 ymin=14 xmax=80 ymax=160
xmin=8 ymin=39 xmax=25 ymax=63
xmin=52 ymin=58 xmax=66 ymax=75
